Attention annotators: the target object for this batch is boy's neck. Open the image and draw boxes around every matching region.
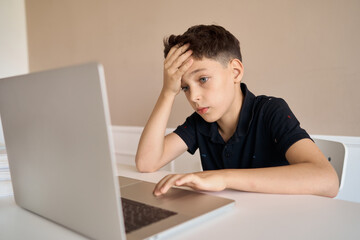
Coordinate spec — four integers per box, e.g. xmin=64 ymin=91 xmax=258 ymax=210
xmin=217 ymin=84 xmax=244 ymax=142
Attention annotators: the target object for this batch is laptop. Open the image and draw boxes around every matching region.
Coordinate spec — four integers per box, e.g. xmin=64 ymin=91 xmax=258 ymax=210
xmin=0 ymin=63 xmax=235 ymax=240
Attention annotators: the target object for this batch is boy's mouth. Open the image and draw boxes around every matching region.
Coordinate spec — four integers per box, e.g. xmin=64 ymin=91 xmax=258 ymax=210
xmin=197 ymin=107 xmax=209 ymax=114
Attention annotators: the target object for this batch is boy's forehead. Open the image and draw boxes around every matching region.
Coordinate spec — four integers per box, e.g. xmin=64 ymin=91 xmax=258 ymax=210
xmin=190 ymin=57 xmax=220 ymax=67
xmin=182 ymin=58 xmax=224 ymax=80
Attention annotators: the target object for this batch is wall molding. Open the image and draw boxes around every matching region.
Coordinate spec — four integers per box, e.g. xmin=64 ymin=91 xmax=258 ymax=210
xmin=111 ymin=126 xmax=201 ymax=173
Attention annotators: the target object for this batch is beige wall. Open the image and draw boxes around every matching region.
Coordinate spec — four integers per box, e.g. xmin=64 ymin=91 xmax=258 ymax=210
xmin=25 ymin=0 xmax=360 ymax=136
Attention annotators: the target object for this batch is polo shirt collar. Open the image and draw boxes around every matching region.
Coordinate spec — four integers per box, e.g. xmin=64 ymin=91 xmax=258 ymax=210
xmin=198 ymin=83 xmax=256 ymax=143
xmin=235 ymin=83 xmax=256 ymax=137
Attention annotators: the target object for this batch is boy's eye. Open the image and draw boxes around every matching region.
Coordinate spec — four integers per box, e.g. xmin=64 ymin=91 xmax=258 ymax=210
xmin=199 ymin=77 xmax=209 ymax=83
xmin=181 ymin=86 xmax=189 ymax=92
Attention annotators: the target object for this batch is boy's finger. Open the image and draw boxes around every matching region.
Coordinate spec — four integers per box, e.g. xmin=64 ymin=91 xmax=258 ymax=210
xmin=165 ymin=50 xmax=192 ymax=72
xmin=159 ymin=175 xmax=182 ymax=195
xmin=171 ymin=49 xmax=193 ymax=70
xmin=176 ymin=58 xmax=193 ymax=77
xmin=175 ymin=174 xmax=206 ymax=191
xmin=165 ymin=43 xmax=190 ymax=68
xmin=153 ymin=174 xmax=180 ymax=196
xmin=153 ymin=175 xmax=173 ymax=194
xmin=172 ymin=43 xmax=189 ymax=58
xmin=166 ymin=44 xmax=181 ymax=59
xmin=175 ymin=174 xmax=197 ymax=187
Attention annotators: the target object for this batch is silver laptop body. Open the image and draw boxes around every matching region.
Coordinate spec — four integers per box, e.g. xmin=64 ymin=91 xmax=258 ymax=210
xmin=0 ymin=63 xmax=234 ymax=240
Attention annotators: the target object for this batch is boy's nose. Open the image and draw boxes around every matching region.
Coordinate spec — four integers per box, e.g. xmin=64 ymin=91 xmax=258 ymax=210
xmin=189 ymin=88 xmax=201 ymax=103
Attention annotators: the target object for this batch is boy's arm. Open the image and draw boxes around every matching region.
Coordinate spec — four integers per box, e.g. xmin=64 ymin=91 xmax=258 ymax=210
xmin=153 ymin=138 xmax=339 ymax=198
xmin=135 ymin=44 xmax=193 ymax=172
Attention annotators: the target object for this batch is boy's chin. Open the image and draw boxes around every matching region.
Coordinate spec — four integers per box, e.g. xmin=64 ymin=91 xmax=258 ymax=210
xmin=198 ymin=113 xmax=219 ymax=123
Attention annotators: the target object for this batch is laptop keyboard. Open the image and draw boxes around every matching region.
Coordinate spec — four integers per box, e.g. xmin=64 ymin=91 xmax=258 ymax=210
xmin=121 ymin=197 xmax=177 ymax=233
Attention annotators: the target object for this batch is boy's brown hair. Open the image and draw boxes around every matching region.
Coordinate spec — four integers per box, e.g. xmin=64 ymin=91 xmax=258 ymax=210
xmin=163 ymin=24 xmax=242 ymax=65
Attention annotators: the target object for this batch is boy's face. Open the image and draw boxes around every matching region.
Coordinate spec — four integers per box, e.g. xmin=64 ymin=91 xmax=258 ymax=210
xmin=181 ymin=57 xmax=243 ymax=123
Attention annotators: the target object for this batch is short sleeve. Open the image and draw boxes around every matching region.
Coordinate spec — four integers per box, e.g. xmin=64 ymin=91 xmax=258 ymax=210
xmin=263 ymin=98 xmax=311 ymax=157
xmin=173 ymin=112 xmax=199 ymax=154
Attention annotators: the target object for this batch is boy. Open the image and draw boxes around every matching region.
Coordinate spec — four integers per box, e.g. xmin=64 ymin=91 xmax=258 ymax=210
xmin=135 ymin=25 xmax=339 ymax=198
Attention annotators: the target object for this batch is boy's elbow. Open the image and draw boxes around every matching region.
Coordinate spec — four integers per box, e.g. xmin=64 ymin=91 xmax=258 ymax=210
xmin=322 ymin=182 xmax=339 ymax=198
xmin=136 ymin=164 xmax=157 ymax=173
xmin=326 ymin=174 xmax=340 ymax=198
xmin=318 ymin=167 xmax=340 ymax=198
xmin=135 ymin=156 xmax=158 ymax=173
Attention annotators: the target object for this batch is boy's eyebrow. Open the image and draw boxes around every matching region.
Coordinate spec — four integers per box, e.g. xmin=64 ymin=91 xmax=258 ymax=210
xmin=188 ymin=68 xmax=207 ymax=77
xmin=182 ymin=68 xmax=208 ymax=84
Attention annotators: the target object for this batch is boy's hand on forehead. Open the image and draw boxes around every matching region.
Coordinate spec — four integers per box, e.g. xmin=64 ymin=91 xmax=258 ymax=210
xmin=163 ymin=43 xmax=193 ymax=96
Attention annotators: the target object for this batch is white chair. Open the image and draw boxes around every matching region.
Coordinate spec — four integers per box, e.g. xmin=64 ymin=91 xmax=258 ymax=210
xmin=313 ymin=138 xmax=347 ymax=196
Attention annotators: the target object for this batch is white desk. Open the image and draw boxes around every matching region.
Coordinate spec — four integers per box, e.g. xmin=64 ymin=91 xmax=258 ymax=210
xmin=1 ymin=164 xmax=360 ymax=240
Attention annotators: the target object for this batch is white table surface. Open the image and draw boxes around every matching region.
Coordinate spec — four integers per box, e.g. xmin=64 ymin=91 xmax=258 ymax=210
xmin=1 ymin=164 xmax=360 ymax=240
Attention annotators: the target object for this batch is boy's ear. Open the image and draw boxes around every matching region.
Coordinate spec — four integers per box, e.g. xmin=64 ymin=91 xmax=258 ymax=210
xmin=230 ymin=59 xmax=244 ymax=83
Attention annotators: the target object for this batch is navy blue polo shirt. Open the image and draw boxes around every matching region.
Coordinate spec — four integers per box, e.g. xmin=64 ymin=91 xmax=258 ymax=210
xmin=173 ymin=83 xmax=311 ymax=170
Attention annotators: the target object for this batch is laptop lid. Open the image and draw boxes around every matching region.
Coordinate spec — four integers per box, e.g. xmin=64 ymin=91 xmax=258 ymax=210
xmin=0 ymin=63 xmax=126 ymax=240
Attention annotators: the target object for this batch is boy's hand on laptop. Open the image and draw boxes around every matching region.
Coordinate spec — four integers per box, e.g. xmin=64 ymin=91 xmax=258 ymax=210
xmin=153 ymin=171 xmax=227 ymax=196
xmin=163 ymin=43 xmax=193 ymax=96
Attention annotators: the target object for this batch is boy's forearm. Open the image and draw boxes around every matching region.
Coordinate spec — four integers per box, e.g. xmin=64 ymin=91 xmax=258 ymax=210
xmin=221 ymin=162 xmax=338 ymax=197
xmin=153 ymin=154 xmax=338 ymax=198
xmin=136 ymin=44 xmax=193 ymax=172
xmin=135 ymin=89 xmax=176 ymax=172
